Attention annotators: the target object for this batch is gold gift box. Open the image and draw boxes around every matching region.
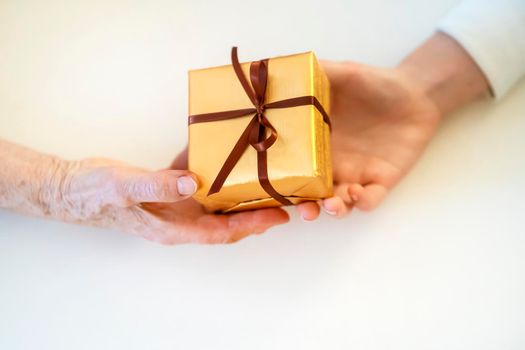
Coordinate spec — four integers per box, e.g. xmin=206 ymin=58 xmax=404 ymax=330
xmin=188 ymin=51 xmax=332 ymax=212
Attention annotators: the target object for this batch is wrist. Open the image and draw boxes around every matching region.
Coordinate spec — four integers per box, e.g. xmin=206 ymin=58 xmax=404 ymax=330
xmin=397 ymin=32 xmax=490 ymax=115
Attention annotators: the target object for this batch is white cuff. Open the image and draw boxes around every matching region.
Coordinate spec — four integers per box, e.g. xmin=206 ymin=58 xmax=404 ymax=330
xmin=437 ymin=0 xmax=525 ymax=99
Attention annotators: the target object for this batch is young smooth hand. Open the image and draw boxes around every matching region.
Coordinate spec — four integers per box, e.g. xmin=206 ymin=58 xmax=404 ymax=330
xmin=296 ymin=33 xmax=489 ymax=220
xmin=296 ymin=61 xmax=441 ymax=219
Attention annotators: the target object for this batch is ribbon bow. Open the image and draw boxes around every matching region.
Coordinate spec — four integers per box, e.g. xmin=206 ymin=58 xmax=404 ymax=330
xmin=188 ymin=47 xmax=331 ymax=206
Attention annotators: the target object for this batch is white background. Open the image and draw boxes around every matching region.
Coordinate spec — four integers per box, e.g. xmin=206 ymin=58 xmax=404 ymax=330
xmin=1 ymin=0 xmax=525 ymax=349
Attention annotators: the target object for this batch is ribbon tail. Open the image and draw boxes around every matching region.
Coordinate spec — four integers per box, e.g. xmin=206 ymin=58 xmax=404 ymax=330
xmin=255 ymin=124 xmax=293 ymax=206
xmin=257 ymin=150 xmax=293 ymax=206
xmin=207 ymin=115 xmax=259 ymax=196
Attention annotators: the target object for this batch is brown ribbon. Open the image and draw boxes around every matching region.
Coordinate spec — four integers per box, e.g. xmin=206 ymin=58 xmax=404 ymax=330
xmin=188 ymin=47 xmax=331 ymax=206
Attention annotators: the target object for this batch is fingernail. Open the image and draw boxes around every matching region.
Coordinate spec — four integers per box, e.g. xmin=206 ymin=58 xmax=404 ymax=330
xmin=177 ymin=176 xmax=197 ymax=196
xmin=351 ymin=194 xmax=358 ymax=202
xmin=301 ymin=214 xmax=312 ymax=222
xmin=322 ymin=207 xmax=337 ymax=216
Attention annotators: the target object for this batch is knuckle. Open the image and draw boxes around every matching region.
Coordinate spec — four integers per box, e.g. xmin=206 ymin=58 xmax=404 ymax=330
xmin=109 ymin=178 xmax=135 ymax=205
xmin=149 ymin=175 xmax=177 ymax=200
xmin=124 ymin=175 xmax=171 ymax=202
xmin=364 ymin=162 xmax=383 ymax=182
xmin=100 ymin=167 xmax=133 ymax=205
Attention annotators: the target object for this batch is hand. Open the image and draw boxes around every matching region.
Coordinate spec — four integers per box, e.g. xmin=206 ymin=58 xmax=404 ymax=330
xmin=61 ymin=151 xmax=289 ymax=244
xmin=296 ymin=61 xmax=441 ymax=220
xmin=296 ymin=33 xmax=491 ymax=220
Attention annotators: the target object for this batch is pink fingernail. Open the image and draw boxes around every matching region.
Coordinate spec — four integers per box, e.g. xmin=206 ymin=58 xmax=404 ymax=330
xmin=322 ymin=207 xmax=337 ymax=216
xmin=177 ymin=176 xmax=197 ymax=195
xmin=301 ymin=214 xmax=313 ymax=222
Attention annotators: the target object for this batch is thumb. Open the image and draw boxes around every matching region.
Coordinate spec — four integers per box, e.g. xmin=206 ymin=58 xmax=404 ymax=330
xmin=117 ymin=169 xmax=199 ymax=204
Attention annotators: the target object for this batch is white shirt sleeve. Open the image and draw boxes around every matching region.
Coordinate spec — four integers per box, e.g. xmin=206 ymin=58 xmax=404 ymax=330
xmin=437 ymin=0 xmax=525 ymax=99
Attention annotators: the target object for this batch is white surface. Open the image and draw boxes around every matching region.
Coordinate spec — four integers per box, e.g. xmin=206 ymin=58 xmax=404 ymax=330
xmin=1 ymin=0 xmax=525 ymax=349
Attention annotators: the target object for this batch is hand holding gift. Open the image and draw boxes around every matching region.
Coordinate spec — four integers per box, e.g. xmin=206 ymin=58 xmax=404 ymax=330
xmin=0 ymin=140 xmax=290 ymax=244
xmin=296 ymin=32 xmax=489 ymax=220
xmin=0 ymin=30 xmax=498 ymax=244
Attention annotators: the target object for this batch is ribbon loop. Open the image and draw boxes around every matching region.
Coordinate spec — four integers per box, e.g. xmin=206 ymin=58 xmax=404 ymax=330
xmin=250 ymin=59 xmax=268 ymax=105
xmin=250 ymin=115 xmax=277 ymax=152
xmin=231 ymin=47 xmax=258 ymax=106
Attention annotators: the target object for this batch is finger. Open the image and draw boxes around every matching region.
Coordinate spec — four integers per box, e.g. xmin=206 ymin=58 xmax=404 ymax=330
xmin=321 ymin=61 xmax=344 ymax=80
xmin=295 ymin=201 xmax=321 ymax=221
xmin=320 ymin=60 xmax=360 ymax=86
xmin=170 ymin=146 xmax=188 ymax=170
xmin=334 ymin=183 xmax=353 ymax=204
xmin=117 ymin=169 xmax=198 ymax=205
xmin=199 ymin=208 xmax=290 ymax=244
xmin=321 ymin=196 xmax=349 ymax=218
xmin=348 ymin=183 xmax=388 ymax=211
xmin=226 ymin=208 xmax=290 ymax=243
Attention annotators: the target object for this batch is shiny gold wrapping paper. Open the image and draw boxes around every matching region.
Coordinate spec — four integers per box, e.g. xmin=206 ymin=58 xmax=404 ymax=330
xmin=188 ymin=51 xmax=332 ymax=212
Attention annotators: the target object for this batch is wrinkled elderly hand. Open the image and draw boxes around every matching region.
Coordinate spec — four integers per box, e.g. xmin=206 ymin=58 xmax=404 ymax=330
xmin=0 ymin=140 xmax=289 ymax=244
xmin=69 ymin=157 xmax=289 ymax=244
